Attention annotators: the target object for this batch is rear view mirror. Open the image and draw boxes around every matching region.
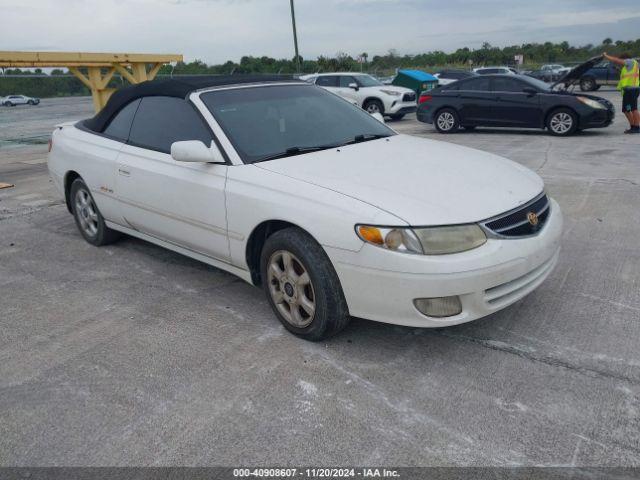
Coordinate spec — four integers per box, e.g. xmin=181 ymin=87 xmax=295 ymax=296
xmin=370 ymin=112 xmax=385 ymax=123
xmin=171 ymin=140 xmax=225 ymax=164
xmin=348 ymin=82 xmax=359 ymax=91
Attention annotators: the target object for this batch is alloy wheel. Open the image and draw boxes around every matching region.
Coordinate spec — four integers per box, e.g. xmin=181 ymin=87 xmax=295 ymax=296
xmin=549 ymin=112 xmax=573 ymax=134
xmin=74 ymin=188 xmax=99 ymax=237
xmin=437 ymin=111 xmax=455 ymax=131
xmin=267 ymin=250 xmax=316 ymax=328
xmin=366 ymin=103 xmax=381 ymax=114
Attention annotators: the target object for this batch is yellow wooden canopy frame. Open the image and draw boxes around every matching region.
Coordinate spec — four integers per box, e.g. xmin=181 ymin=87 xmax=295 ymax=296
xmin=0 ymin=51 xmax=183 ymax=112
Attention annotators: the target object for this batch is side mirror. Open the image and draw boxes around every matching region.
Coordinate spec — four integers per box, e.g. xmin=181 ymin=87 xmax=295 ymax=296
xmin=348 ymin=82 xmax=359 ymax=91
xmin=370 ymin=112 xmax=385 ymax=123
xmin=523 ymin=87 xmax=538 ymax=96
xmin=171 ymin=140 xmax=225 ymax=164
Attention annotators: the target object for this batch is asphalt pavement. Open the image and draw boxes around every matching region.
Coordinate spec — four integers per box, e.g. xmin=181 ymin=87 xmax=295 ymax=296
xmin=0 ymin=92 xmax=639 ymax=467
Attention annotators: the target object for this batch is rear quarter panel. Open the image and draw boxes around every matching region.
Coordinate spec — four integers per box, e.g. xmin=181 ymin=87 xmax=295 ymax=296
xmin=48 ymin=125 xmax=125 ymax=223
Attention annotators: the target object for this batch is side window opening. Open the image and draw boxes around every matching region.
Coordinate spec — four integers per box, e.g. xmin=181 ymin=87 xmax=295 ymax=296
xmin=316 ymin=76 xmax=338 ymax=87
xmin=491 ymin=78 xmax=525 ymax=93
xmin=339 ymin=76 xmax=356 ymax=88
xmin=459 ymin=78 xmax=490 ymax=91
xmin=102 ymin=99 xmax=141 ymax=142
xmin=127 ymin=96 xmax=213 ymax=154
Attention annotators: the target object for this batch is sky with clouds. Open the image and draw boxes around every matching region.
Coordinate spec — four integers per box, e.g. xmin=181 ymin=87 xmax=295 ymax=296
xmin=2 ymin=0 xmax=639 ymax=63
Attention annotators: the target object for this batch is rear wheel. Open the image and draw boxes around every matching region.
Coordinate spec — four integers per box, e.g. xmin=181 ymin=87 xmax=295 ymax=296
xmin=260 ymin=228 xmax=350 ymax=341
xmin=4 ymin=101 xmax=14 ymax=107
xmin=363 ymin=99 xmax=384 ymax=115
xmin=70 ymin=178 xmax=121 ymax=246
xmin=580 ymin=77 xmax=596 ymax=91
xmin=546 ymin=108 xmax=577 ymax=136
xmin=434 ymin=108 xmax=460 ymax=133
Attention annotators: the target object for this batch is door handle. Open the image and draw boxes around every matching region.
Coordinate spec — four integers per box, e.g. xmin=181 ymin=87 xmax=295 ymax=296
xmin=118 ymin=168 xmax=131 ymax=177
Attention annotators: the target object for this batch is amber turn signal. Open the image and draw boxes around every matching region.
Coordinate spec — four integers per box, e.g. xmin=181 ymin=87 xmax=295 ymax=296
xmin=357 ymin=225 xmax=384 ymax=245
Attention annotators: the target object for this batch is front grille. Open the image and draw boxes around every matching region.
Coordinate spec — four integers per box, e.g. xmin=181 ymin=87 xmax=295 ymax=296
xmin=483 ymin=193 xmax=550 ymax=237
xmin=403 ymin=92 xmax=416 ymax=102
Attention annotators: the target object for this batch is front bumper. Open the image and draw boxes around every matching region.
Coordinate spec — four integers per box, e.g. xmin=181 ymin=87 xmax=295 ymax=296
xmin=386 ymin=101 xmax=417 ymax=115
xmin=325 ymin=199 xmax=563 ymax=328
xmin=578 ymin=107 xmax=615 ymax=129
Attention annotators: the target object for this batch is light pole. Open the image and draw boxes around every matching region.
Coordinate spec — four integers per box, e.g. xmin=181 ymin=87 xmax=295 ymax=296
xmin=289 ymin=0 xmax=301 ymax=73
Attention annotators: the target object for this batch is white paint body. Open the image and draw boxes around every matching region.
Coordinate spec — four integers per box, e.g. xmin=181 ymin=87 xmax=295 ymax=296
xmin=473 ymin=67 xmax=517 ymax=75
xmin=48 ymin=83 xmax=562 ymax=328
xmin=299 ymin=73 xmax=416 ymax=116
xmin=2 ymin=94 xmax=39 ymax=106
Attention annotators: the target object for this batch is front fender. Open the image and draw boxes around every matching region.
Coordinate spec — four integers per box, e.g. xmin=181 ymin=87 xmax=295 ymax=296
xmin=225 ymin=164 xmax=406 ymax=270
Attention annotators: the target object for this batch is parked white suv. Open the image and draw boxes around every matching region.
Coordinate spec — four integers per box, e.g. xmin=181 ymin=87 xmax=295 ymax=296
xmin=2 ymin=94 xmax=40 ymax=106
xmin=300 ymin=73 xmax=417 ymax=120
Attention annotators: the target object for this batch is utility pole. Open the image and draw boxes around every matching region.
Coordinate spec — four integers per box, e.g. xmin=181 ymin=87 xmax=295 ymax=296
xmin=289 ymin=0 xmax=301 ymax=73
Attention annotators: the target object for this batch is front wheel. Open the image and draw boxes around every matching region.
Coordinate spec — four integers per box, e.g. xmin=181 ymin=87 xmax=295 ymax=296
xmin=70 ymin=178 xmax=121 ymax=246
xmin=260 ymin=228 xmax=350 ymax=341
xmin=546 ymin=108 xmax=578 ymax=136
xmin=363 ymin=99 xmax=384 ymax=115
xmin=434 ymin=108 xmax=460 ymax=133
xmin=27 ymin=100 xmax=35 ymax=105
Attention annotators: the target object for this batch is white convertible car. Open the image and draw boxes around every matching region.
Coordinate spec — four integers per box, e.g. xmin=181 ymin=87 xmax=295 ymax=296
xmin=48 ymin=76 xmax=562 ymax=341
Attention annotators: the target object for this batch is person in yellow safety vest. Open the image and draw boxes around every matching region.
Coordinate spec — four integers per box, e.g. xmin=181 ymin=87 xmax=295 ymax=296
xmin=604 ymin=52 xmax=639 ymax=134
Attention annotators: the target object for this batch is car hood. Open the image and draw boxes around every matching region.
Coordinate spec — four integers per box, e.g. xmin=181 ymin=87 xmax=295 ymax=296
xmin=553 ymin=55 xmax=603 ymax=88
xmin=255 ymin=134 xmax=544 ymax=226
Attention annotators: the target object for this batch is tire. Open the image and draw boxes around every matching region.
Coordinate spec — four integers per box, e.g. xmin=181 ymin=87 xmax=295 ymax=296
xmin=546 ymin=108 xmax=578 ymax=136
xmin=389 ymin=114 xmax=405 ymax=121
xmin=434 ymin=108 xmax=460 ymax=133
xmin=70 ymin=178 xmax=121 ymax=246
xmin=363 ymin=99 xmax=384 ymax=115
xmin=260 ymin=227 xmax=350 ymax=341
xmin=580 ymin=77 xmax=596 ymax=91
xmin=4 ymin=101 xmax=14 ymax=107
xmin=27 ymin=100 xmax=35 ymax=105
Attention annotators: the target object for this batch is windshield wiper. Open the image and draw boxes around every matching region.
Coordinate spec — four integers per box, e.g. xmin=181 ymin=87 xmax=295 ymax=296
xmin=338 ymin=133 xmax=391 ymax=146
xmin=254 ymin=144 xmax=340 ymax=163
xmin=253 ymin=134 xmax=391 ymax=163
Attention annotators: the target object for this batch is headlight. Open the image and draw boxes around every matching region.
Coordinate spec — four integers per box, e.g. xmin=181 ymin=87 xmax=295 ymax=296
xmin=413 ymin=225 xmax=487 ymax=255
xmin=356 ymin=224 xmax=487 ymax=255
xmin=577 ymin=96 xmax=606 ymax=110
xmin=379 ymin=89 xmax=401 ymax=97
xmin=356 ymin=226 xmax=423 ymax=254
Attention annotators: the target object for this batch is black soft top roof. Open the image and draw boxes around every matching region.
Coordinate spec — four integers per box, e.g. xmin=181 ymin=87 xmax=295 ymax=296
xmin=84 ymin=74 xmax=298 ymax=132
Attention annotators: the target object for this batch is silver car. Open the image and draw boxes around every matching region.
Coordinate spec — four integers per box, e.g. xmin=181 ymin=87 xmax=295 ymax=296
xmin=2 ymin=94 xmax=40 ymax=106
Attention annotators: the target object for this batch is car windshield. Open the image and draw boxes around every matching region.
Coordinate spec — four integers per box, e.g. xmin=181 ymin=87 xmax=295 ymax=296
xmin=355 ymin=74 xmax=383 ymax=87
xmin=200 ymin=84 xmax=395 ymax=164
